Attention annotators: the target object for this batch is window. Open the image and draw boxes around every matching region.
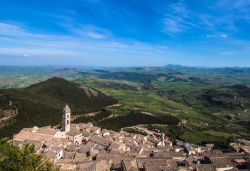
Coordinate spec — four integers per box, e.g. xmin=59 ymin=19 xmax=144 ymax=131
xmin=67 ymin=120 xmax=69 ymax=124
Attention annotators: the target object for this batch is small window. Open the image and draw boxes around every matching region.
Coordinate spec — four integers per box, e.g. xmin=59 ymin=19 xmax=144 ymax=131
xmin=67 ymin=120 xmax=69 ymax=124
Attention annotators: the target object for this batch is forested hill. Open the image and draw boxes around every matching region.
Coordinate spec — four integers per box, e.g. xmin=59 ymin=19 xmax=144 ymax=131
xmin=0 ymin=77 xmax=118 ymax=137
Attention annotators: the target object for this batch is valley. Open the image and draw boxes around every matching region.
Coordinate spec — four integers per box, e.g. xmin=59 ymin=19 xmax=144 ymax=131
xmin=0 ymin=66 xmax=250 ymax=149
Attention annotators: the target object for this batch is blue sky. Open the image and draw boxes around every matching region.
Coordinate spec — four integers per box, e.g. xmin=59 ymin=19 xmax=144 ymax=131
xmin=0 ymin=0 xmax=250 ymax=67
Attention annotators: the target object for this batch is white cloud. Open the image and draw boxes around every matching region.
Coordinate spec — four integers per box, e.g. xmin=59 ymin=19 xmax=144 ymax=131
xmin=162 ymin=1 xmax=198 ymax=34
xmin=162 ymin=0 xmax=250 ymax=35
xmin=85 ymin=31 xmax=107 ymax=39
xmin=163 ymin=18 xmax=183 ymax=33
xmin=0 ymin=20 xmax=249 ymax=66
xmin=216 ymin=0 xmax=250 ymax=9
xmin=206 ymin=33 xmax=228 ymax=39
xmin=0 ymin=22 xmax=27 ymax=37
xmin=0 ymin=22 xmax=179 ymax=66
xmin=220 ymin=34 xmax=227 ymax=38
xmin=67 ymin=24 xmax=112 ymax=39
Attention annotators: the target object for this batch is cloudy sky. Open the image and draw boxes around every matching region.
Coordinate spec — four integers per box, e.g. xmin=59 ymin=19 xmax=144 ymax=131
xmin=0 ymin=0 xmax=250 ymax=66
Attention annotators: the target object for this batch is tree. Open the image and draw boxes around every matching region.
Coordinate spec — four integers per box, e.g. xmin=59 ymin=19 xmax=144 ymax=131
xmin=0 ymin=138 xmax=59 ymax=171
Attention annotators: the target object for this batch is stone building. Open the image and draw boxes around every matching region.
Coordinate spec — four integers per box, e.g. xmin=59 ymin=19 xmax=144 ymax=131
xmin=62 ymin=104 xmax=71 ymax=133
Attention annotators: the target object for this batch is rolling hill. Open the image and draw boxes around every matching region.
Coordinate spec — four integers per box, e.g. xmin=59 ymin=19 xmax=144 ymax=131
xmin=0 ymin=77 xmax=118 ymax=137
xmin=1 ymin=66 xmax=250 ymax=147
xmin=182 ymin=84 xmax=250 ymax=112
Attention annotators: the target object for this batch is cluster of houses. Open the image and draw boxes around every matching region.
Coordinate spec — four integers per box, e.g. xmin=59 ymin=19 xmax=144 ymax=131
xmin=12 ymin=105 xmax=250 ymax=171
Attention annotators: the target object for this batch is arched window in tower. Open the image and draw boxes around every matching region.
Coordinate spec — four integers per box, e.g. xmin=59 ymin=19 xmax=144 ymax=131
xmin=67 ymin=120 xmax=69 ymax=124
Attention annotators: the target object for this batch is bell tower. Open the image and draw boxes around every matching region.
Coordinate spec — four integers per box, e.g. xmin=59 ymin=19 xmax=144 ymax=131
xmin=161 ymin=132 xmax=165 ymax=147
xmin=62 ymin=104 xmax=71 ymax=133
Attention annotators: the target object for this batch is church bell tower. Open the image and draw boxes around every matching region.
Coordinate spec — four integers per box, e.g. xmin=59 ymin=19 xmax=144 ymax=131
xmin=62 ymin=104 xmax=71 ymax=132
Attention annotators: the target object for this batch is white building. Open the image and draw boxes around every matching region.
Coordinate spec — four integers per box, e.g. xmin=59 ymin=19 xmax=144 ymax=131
xmin=62 ymin=104 xmax=71 ymax=133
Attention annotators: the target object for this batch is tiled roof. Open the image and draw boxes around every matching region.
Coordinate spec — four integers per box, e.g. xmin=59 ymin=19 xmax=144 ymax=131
xmin=195 ymin=164 xmax=216 ymax=171
xmin=89 ymin=135 xmax=111 ymax=147
xmin=66 ymin=131 xmax=81 ymax=137
xmin=14 ymin=130 xmax=54 ymax=142
xmin=209 ymin=156 xmax=234 ymax=168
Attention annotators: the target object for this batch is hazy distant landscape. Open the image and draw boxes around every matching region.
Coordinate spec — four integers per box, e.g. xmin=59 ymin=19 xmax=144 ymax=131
xmin=1 ymin=1 xmax=250 ymax=170
xmin=1 ymin=65 xmax=250 ymax=148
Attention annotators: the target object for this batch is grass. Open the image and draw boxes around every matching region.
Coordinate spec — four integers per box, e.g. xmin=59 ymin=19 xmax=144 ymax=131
xmin=73 ymin=77 xmax=250 ymax=148
xmin=74 ymin=78 xmax=225 ymax=124
xmin=178 ymin=130 xmax=231 ymax=148
xmin=1 ymin=70 xmax=249 ymax=148
xmin=205 ymin=131 xmax=233 ymax=139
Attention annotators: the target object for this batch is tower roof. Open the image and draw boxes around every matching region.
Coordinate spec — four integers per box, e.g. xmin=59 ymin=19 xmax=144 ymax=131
xmin=64 ymin=104 xmax=71 ymax=113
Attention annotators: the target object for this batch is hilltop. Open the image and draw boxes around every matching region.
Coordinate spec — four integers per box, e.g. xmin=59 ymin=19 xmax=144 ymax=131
xmin=0 ymin=77 xmax=118 ymax=137
xmin=0 ymin=66 xmax=250 ymax=147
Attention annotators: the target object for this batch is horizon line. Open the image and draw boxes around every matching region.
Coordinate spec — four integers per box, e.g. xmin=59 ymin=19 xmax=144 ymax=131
xmin=1 ymin=64 xmax=250 ymax=69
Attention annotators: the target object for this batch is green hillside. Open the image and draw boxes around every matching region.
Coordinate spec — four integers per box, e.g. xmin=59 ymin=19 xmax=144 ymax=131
xmin=0 ymin=77 xmax=118 ymax=137
xmin=188 ymin=84 xmax=250 ymax=110
xmin=75 ymin=76 xmax=250 ymax=148
xmin=1 ymin=66 xmax=250 ymax=148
